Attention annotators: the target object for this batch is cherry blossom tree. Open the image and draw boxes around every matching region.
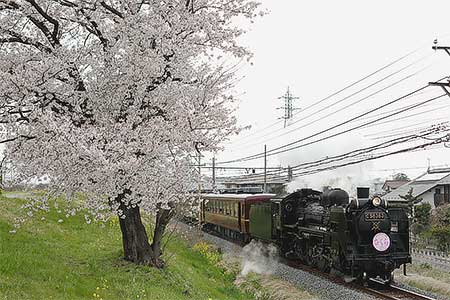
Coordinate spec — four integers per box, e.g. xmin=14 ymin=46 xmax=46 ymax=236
xmin=0 ymin=0 xmax=261 ymax=267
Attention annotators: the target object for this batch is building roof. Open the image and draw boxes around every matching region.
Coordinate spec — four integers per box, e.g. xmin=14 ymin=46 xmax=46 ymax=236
xmin=383 ymin=168 xmax=450 ymax=202
xmin=221 ymin=181 xmax=288 ymax=185
xmin=382 ymin=180 xmax=409 ymax=190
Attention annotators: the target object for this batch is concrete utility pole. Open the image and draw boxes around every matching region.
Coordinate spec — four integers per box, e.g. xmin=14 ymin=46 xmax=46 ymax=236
xmin=263 ymin=144 xmax=267 ymax=193
xmin=287 ymin=165 xmax=293 ymax=182
xmin=433 ymin=42 xmax=450 ymax=56
xmin=197 ymin=152 xmax=202 ymax=194
xmin=430 ymin=42 xmax=450 ymax=97
xmin=278 ymin=86 xmax=300 ymax=128
xmin=429 ymin=79 xmax=450 ymax=98
xmin=212 ymin=156 xmax=216 ymax=191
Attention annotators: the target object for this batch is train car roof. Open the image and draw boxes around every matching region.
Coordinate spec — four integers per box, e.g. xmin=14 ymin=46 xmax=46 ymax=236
xmin=200 ymin=193 xmax=276 ymax=200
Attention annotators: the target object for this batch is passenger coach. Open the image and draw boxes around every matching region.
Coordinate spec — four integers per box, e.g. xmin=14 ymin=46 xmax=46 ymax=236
xmin=199 ymin=193 xmax=275 ymax=242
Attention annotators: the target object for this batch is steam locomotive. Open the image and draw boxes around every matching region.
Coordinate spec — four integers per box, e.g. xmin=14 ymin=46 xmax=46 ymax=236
xmin=199 ymin=187 xmax=411 ymax=283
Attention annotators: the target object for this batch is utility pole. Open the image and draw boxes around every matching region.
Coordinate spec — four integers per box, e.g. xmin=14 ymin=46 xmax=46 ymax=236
xmin=197 ymin=152 xmax=202 ymax=194
xmin=263 ymin=144 xmax=267 ymax=193
xmin=433 ymin=40 xmax=450 ymax=56
xmin=278 ymin=86 xmax=300 ymax=128
xmin=212 ymin=156 xmax=216 ymax=191
xmin=429 ymin=41 xmax=450 ymax=97
xmin=429 ymin=80 xmax=450 ymax=97
xmin=287 ymin=165 xmax=293 ymax=182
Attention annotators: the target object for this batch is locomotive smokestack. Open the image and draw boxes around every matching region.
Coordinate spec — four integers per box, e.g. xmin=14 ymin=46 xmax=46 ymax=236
xmin=357 ymin=187 xmax=370 ymax=199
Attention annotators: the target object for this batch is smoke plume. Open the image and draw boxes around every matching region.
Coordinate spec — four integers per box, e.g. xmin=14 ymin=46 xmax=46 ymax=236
xmin=240 ymin=240 xmax=279 ymax=276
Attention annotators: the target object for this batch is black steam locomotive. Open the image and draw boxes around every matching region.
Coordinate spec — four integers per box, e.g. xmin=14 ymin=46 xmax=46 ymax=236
xmin=199 ymin=187 xmax=411 ymax=283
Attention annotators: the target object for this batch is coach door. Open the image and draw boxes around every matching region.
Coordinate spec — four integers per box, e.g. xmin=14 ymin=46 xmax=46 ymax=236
xmin=238 ymin=201 xmax=242 ymax=232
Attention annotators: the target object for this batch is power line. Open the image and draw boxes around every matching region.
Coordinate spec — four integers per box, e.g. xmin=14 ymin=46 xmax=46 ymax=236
xmin=369 ymin=120 xmax=450 ymax=141
xmin=225 ymin=126 xmax=447 ymax=182
xmin=265 ymin=93 xmax=446 ymax=159
xmin=231 ymin=64 xmax=429 ymax=152
xmin=227 ymin=47 xmax=422 ymax=145
xmin=218 ymin=83 xmax=443 ymax=164
xmin=290 ymin=136 xmax=449 ymax=178
xmin=364 ymin=120 xmax=449 ymax=138
xmin=227 ymin=56 xmax=430 ymax=151
xmin=224 ymin=134 xmax=450 ymax=183
xmin=362 ymin=103 xmax=450 ymax=130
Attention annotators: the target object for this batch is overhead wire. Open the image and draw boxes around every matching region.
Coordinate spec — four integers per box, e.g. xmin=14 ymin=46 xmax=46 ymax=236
xmin=217 ymin=82 xmax=446 ymax=164
xmin=224 ymin=134 xmax=450 ymax=183
xmin=222 ymin=126 xmax=447 ymax=182
xmin=230 ymin=64 xmax=431 ymax=152
xmin=226 ymin=55 xmax=431 ymax=151
xmin=226 ymin=46 xmax=424 ymax=145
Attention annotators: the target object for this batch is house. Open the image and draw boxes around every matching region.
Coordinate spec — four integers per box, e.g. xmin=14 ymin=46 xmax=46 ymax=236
xmin=383 ymin=167 xmax=450 ymax=208
xmin=221 ymin=180 xmax=288 ymax=195
xmin=382 ymin=179 xmax=409 ymax=193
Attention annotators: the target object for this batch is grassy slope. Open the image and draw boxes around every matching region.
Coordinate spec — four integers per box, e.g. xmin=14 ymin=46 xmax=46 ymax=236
xmin=394 ymin=263 xmax=450 ymax=298
xmin=0 ymin=193 xmax=254 ymax=300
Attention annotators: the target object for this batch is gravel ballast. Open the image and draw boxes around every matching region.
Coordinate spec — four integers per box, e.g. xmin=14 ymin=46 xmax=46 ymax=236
xmin=174 ymin=221 xmax=378 ymax=300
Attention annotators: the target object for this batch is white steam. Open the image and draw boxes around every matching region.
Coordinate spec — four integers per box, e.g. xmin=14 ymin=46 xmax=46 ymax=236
xmin=279 ymin=133 xmax=374 ymax=197
xmin=240 ymin=240 xmax=279 ymax=276
xmin=287 ymin=164 xmax=372 ymax=197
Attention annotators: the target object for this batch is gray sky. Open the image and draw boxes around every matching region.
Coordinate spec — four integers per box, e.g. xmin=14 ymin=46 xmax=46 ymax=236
xmin=213 ymin=0 xmax=450 ymax=183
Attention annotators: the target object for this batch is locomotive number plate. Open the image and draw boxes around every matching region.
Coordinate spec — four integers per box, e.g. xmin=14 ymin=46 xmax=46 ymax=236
xmin=364 ymin=212 xmax=385 ymax=220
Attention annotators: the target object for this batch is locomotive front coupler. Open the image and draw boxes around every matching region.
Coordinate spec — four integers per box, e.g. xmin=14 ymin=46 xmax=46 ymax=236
xmin=380 ymin=260 xmax=394 ymax=271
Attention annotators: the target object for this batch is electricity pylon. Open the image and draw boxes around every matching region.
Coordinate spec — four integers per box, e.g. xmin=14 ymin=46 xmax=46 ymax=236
xmin=278 ymin=86 xmax=300 ymax=128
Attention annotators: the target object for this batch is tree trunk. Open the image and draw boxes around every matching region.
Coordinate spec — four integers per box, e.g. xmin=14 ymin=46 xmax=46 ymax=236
xmin=151 ymin=203 xmax=176 ymax=261
xmin=118 ymin=202 xmax=156 ymax=265
xmin=117 ymin=200 xmax=174 ymax=268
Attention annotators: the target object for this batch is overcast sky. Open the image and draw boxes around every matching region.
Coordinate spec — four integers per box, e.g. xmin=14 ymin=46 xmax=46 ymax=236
xmin=212 ymin=0 xmax=450 ymax=184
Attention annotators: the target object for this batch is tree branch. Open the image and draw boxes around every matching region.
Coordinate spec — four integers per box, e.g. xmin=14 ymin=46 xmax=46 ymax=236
xmin=25 ymin=0 xmax=60 ymax=43
xmin=0 ymin=30 xmax=52 ymax=53
xmin=100 ymin=1 xmax=124 ymax=18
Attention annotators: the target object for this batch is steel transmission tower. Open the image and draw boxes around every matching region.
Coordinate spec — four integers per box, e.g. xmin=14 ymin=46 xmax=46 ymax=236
xmin=278 ymin=87 xmax=300 ymax=128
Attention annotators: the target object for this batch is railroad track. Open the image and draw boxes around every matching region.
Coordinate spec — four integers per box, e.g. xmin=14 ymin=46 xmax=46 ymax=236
xmin=366 ymin=279 xmax=437 ymax=300
xmin=179 ymin=220 xmax=438 ymax=300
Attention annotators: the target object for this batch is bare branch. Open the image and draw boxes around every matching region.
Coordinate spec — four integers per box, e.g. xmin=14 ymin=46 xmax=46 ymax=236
xmin=100 ymin=1 xmax=124 ymax=18
xmin=25 ymin=0 xmax=60 ymax=42
xmin=1 ymin=30 xmax=52 ymax=53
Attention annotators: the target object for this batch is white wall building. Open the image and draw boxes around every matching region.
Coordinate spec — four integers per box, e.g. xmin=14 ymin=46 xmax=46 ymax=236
xmin=383 ymin=167 xmax=450 ymax=208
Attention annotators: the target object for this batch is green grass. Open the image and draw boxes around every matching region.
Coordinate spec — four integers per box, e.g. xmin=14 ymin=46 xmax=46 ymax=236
xmin=394 ymin=263 xmax=450 ymax=298
xmin=0 ymin=193 xmax=255 ymax=300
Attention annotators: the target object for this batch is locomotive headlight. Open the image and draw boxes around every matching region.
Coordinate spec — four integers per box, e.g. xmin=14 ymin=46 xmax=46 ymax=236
xmin=372 ymin=197 xmax=382 ymax=207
